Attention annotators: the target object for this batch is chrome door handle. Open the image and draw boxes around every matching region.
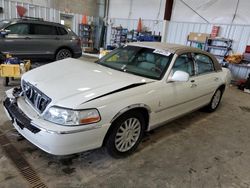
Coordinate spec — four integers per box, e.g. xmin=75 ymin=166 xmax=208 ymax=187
xmin=191 ymin=84 xmax=197 ymax=88
xmin=214 ymin=77 xmax=219 ymax=81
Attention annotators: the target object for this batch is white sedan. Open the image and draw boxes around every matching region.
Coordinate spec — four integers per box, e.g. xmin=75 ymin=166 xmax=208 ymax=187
xmin=4 ymin=42 xmax=231 ymax=158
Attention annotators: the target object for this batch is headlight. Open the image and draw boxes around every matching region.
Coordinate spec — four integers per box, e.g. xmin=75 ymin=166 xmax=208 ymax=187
xmin=43 ymin=106 xmax=101 ymax=126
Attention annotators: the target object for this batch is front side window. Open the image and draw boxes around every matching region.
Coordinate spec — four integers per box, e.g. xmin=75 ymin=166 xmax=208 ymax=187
xmin=172 ymin=53 xmax=195 ymax=76
xmin=98 ymin=46 xmax=173 ymax=80
xmin=194 ymin=53 xmax=214 ymax=74
xmin=31 ymin=24 xmax=57 ymax=35
xmin=6 ymin=23 xmax=30 ymax=34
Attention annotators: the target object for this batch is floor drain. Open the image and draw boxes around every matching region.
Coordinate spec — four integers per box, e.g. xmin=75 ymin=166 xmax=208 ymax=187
xmin=0 ymin=134 xmax=47 ymax=188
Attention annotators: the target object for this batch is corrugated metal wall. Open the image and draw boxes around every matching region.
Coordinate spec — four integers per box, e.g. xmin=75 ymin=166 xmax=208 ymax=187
xmin=166 ymin=21 xmax=250 ymax=79
xmin=166 ymin=21 xmax=250 ymax=54
xmin=0 ymin=0 xmax=82 ymax=35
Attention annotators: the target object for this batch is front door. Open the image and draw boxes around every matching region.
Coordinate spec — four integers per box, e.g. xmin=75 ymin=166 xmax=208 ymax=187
xmin=191 ymin=53 xmax=221 ymax=106
xmin=1 ymin=23 xmax=32 ymax=57
xmin=150 ymin=53 xmax=199 ymax=127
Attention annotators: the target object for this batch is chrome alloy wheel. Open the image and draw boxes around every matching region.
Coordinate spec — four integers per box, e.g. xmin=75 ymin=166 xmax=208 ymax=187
xmin=211 ymin=90 xmax=221 ymax=109
xmin=115 ymin=118 xmax=141 ymax=152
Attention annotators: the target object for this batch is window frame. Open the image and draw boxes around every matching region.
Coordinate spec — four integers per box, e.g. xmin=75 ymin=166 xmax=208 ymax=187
xmin=172 ymin=52 xmax=196 ymax=77
xmin=56 ymin=26 xmax=68 ymax=35
xmin=192 ymin=53 xmax=215 ymax=76
xmin=30 ymin=23 xmax=58 ymax=35
xmin=5 ymin=23 xmax=31 ymax=35
xmin=98 ymin=46 xmax=173 ymax=80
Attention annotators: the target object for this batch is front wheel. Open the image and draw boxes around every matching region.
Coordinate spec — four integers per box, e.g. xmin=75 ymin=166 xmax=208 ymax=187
xmin=205 ymin=88 xmax=223 ymax=112
xmin=55 ymin=49 xmax=72 ymax=60
xmin=105 ymin=111 xmax=145 ymax=158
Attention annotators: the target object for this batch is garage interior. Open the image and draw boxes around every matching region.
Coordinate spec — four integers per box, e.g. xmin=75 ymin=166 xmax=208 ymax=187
xmin=0 ymin=0 xmax=250 ymax=187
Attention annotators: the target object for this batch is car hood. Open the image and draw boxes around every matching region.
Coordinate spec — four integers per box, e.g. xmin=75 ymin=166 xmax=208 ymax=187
xmin=22 ymin=58 xmax=154 ymax=108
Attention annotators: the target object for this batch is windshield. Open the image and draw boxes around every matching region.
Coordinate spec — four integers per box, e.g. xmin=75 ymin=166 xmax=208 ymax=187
xmin=0 ymin=20 xmax=10 ymax=29
xmin=98 ymin=46 xmax=173 ymax=80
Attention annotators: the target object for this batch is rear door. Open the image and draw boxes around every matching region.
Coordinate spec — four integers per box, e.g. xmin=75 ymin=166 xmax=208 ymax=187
xmin=28 ymin=23 xmax=60 ymax=58
xmin=191 ymin=53 xmax=221 ymax=106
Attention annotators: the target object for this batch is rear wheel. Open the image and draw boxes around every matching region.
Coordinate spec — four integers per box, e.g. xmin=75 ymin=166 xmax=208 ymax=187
xmin=55 ymin=49 xmax=72 ymax=60
xmin=106 ymin=111 xmax=145 ymax=158
xmin=205 ymin=88 xmax=223 ymax=112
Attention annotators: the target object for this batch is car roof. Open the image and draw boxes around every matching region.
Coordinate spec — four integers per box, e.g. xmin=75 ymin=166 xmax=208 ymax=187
xmin=128 ymin=42 xmax=203 ymax=54
xmin=127 ymin=42 xmax=222 ymax=71
xmin=4 ymin=18 xmax=64 ymax=27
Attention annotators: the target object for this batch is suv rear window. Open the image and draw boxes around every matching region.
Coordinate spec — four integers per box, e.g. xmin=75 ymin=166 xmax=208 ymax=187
xmin=31 ymin=24 xmax=57 ymax=35
xmin=57 ymin=27 xmax=68 ymax=35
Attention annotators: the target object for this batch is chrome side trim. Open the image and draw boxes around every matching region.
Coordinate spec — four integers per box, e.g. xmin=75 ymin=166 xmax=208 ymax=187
xmin=111 ymin=104 xmax=151 ymax=123
xmin=148 ymin=102 xmax=210 ymax=131
xmin=155 ymin=91 xmax=213 ymax=113
xmin=30 ymin=122 xmax=104 ymax=135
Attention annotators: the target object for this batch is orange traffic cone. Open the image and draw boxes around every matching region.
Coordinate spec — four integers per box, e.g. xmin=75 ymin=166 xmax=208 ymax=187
xmin=82 ymin=15 xmax=88 ymax=24
xmin=137 ymin=18 xmax=142 ymax=32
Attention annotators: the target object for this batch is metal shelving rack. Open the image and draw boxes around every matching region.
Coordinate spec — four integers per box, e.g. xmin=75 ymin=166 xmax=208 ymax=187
xmin=79 ymin=24 xmax=95 ymax=52
xmin=205 ymin=37 xmax=233 ymax=59
xmin=110 ymin=27 xmax=128 ymax=47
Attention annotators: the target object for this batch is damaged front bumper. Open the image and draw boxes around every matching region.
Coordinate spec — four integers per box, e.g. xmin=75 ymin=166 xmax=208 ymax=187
xmin=3 ymin=87 xmax=110 ymax=155
xmin=4 ymin=97 xmax=41 ymax=133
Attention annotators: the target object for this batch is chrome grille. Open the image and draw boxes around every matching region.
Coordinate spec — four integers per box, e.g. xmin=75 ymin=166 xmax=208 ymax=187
xmin=22 ymin=81 xmax=51 ymax=113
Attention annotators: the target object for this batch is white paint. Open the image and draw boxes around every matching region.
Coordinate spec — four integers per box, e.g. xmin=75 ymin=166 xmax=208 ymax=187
xmin=12 ymin=0 xmax=50 ymax=7
xmin=5 ymin=44 xmax=229 ymax=155
xmin=108 ymin=0 xmax=166 ymax=20
xmin=0 ymin=0 xmax=85 ymax=35
xmin=105 ymin=0 xmax=166 ymax=45
xmin=164 ymin=21 xmax=250 ymax=54
xmin=171 ymin=0 xmax=250 ymax=25
xmin=161 ymin=20 xmax=168 ymax=42
xmin=105 ymin=18 xmax=164 ymax=46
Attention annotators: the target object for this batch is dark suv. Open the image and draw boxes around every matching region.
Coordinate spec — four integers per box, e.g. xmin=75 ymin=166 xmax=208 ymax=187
xmin=0 ymin=17 xmax=82 ymax=61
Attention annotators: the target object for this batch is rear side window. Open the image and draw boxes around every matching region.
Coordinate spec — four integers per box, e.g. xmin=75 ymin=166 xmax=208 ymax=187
xmin=57 ymin=27 xmax=68 ymax=35
xmin=194 ymin=54 xmax=214 ymax=74
xmin=6 ymin=23 xmax=30 ymax=34
xmin=31 ymin=24 xmax=57 ymax=35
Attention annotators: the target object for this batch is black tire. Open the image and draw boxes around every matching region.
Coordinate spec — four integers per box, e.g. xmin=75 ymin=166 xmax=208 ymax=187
xmin=3 ymin=77 xmax=9 ymax=86
xmin=205 ymin=88 xmax=223 ymax=112
xmin=105 ymin=111 xmax=146 ymax=158
xmin=55 ymin=49 xmax=72 ymax=60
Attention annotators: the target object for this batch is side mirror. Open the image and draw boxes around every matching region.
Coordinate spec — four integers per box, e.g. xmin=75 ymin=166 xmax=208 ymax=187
xmin=168 ymin=70 xmax=190 ymax=82
xmin=0 ymin=30 xmax=9 ymax=38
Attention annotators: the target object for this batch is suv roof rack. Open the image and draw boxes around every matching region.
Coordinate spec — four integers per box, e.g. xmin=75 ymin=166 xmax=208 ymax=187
xmin=21 ymin=16 xmax=44 ymax=21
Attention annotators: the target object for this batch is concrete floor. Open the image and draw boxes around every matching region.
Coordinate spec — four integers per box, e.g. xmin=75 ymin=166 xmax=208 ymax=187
xmin=0 ymin=58 xmax=250 ymax=187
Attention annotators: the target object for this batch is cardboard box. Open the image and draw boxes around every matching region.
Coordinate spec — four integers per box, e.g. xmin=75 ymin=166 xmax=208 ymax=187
xmin=188 ymin=32 xmax=210 ymax=43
